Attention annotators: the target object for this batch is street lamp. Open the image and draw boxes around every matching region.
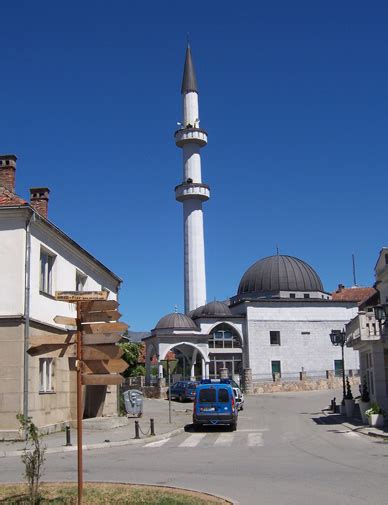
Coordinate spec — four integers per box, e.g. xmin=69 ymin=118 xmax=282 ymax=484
xmin=329 ymin=329 xmax=346 ymax=405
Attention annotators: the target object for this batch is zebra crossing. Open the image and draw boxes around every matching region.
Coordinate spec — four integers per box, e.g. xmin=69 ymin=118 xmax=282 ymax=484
xmin=144 ymin=429 xmax=265 ymax=449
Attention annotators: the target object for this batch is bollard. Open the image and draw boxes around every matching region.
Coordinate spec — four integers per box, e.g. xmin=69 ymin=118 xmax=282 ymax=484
xmin=65 ymin=425 xmax=72 ymax=446
xmin=331 ymin=397 xmax=336 ymax=412
xmin=134 ymin=420 xmax=140 ymax=439
xmin=150 ymin=418 xmax=155 ymax=436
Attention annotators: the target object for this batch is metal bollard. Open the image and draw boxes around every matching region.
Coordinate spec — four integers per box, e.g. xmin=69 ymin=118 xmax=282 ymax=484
xmin=331 ymin=397 xmax=336 ymax=412
xmin=65 ymin=425 xmax=72 ymax=446
xmin=134 ymin=420 xmax=140 ymax=439
xmin=150 ymin=418 xmax=155 ymax=436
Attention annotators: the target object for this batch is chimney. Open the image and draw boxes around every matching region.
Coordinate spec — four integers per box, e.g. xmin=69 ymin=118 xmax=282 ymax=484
xmin=337 ymin=283 xmax=345 ymax=293
xmin=30 ymin=187 xmax=50 ymax=219
xmin=0 ymin=155 xmax=17 ymax=193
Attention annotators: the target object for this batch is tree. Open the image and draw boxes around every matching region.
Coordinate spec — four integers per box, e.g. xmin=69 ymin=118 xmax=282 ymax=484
xmin=118 ymin=341 xmax=143 ymax=378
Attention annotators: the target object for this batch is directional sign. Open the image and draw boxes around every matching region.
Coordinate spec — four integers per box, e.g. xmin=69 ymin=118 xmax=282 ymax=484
xmin=80 ymin=300 xmax=118 ymax=312
xmin=80 ymin=310 xmax=121 ymax=324
xmin=27 ymin=343 xmax=75 ymax=357
xmin=55 ymin=291 xmax=108 ymax=302
xmin=81 ymin=344 xmax=124 ymax=360
xmin=54 ymin=315 xmax=77 ymax=326
xmin=81 ymin=322 xmax=128 ymax=335
xmin=82 ymin=333 xmax=123 ymax=345
xmin=29 ymin=333 xmax=75 ymax=346
xmin=82 ymin=359 xmax=128 ymax=374
xmin=82 ymin=374 xmax=124 ymax=386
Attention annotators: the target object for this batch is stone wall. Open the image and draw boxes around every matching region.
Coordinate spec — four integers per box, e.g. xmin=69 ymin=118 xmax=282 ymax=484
xmin=251 ymin=375 xmax=360 ymax=394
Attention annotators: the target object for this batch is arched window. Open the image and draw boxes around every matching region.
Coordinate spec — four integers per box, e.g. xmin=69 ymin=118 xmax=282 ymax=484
xmin=208 ymin=324 xmax=241 ymax=349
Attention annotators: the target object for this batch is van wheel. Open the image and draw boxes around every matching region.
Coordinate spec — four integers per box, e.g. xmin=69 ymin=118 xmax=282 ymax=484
xmin=231 ymin=423 xmax=237 ymax=431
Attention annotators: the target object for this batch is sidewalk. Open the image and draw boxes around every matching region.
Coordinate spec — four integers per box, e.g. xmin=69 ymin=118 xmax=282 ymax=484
xmin=321 ymin=408 xmax=388 ymax=440
xmin=0 ymin=399 xmax=192 ymax=458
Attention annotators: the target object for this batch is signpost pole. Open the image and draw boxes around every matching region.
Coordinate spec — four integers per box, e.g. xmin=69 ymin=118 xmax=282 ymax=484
xmin=76 ymin=301 xmax=83 ymax=505
xmin=168 ymin=361 xmax=171 ymax=424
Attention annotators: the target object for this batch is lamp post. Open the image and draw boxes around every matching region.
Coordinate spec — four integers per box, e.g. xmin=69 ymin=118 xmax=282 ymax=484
xmin=330 ymin=329 xmax=347 ymax=405
xmin=373 ymin=304 xmax=388 ymax=336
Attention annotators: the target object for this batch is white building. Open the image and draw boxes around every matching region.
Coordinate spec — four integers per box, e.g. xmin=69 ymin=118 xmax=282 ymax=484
xmin=347 ymin=248 xmax=388 ymax=411
xmin=0 ymin=154 xmax=122 ymax=439
xmin=144 ymin=47 xmax=365 ymax=386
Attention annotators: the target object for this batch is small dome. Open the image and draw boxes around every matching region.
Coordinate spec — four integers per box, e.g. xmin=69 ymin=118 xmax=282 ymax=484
xmin=154 ymin=312 xmax=198 ymax=330
xmin=192 ymin=301 xmax=232 ymax=319
xmin=238 ymin=255 xmax=323 ymax=296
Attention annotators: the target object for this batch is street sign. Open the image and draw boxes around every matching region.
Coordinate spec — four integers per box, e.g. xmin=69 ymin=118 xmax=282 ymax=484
xmin=82 ymin=359 xmax=128 ymax=374
xmin=81 ymin=322 xmax=128 ymax=335
xmin=27 ymin=343 xmax=75 ymax=357
xmin=81 ymin=344 xmax=124 ymax=360
xmin=29 ymin=333 xmax=75 ymax=346
xmin=81 ymin=374 xmax=124 ymax=386
xmin=82 ymin=333 xmax=123 ymax=345
xmin=160 ymin=359 xmax=178 ymax=374
xmin=54 ymin=315 xmax=77 ymax=326
xmin=80 ymin=300 xmax=118 ymax=312
xmin=80 ymin=310 xmax=121 ymax=323
xmin=55 ymin=291 xmax=108 ymax=302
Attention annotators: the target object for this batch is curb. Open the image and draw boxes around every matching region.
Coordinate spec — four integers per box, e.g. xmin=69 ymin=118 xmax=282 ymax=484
xmin=321 ymin=409 xmax=388 ymax=440
xmin=0 ymin=426 xmax=185 ymax=458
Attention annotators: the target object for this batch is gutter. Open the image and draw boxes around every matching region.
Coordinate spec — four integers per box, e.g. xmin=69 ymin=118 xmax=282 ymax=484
xmin=23 ymin=212 xmax=33 ymax=421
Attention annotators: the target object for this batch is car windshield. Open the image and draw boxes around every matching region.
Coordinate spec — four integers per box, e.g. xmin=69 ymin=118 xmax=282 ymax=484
xmin=199 ymin=388 xmax=216 ymax=403
xmin=186 ymin=383 xmax=197 ymax=389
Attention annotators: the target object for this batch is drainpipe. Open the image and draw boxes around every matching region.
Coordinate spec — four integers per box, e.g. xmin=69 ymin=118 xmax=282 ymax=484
xmin=23 ymin=211 xmax=33 ymax=421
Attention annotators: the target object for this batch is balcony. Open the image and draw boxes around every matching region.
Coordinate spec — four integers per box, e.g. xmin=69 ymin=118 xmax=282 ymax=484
xmin=346 ymin=311 xmax=383 ymax=345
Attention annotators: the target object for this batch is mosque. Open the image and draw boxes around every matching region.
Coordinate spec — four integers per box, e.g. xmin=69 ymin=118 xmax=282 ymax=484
xmin=143 ymin=46 xmax=362 ymax=385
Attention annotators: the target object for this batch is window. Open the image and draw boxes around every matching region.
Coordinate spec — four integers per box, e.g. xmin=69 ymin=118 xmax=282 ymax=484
xmin=39 ymin=358 xmax=54 ymax=393
xmin=365 ymin=352 xmax=374 ymax=395
xmin=271 ymin=360 xmax=281 ymax=377
xmin=301 ymin=331 xmax=310 ymax=335
xmin=199 ymin=388 xmax=216 ymax=403
xmin=304 ymin=293 xmax=310 ymax=299
xmin=76 ymin=271 xmax=87 ymax=291
xmin=385 ymin=253 xmax=388 ymax=265
xmin=270 ymin=331 xmax=281 ymax=345
xmin=334 ymin=359 xmax=343 ymax=377
xmin=289 ymin=293 xmax=296 ymax=298
xmin=208 ymin=324 xmax=241 ymax=349
xmin=40 ymin=249 xmax=55 ymax=294
xmin=218 ymin=388 xmax=229 ymax=402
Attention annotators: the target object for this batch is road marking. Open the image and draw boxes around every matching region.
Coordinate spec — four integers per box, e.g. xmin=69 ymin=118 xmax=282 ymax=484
xmin=178 ymin=433 xmax=206 ymax=448
xmin=144 ymin=438 xmax=170 ymax=448
xmin=214 ymin=433 xmax=234 ymax=447
xmin=247 ymin=433 xmax=264 ymax=447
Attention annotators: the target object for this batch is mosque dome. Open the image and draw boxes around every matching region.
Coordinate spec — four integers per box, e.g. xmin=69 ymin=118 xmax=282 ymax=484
xmin=191 ymin=300 xmax=232 ymax=319
xmin=154 ymin=312 xmax=198 ymax=330
xmin=238 ymin=255 xmax=324 ymax=296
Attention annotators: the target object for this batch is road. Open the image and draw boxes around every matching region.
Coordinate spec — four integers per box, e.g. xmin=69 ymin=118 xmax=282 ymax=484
xmin=2 ymin=389 xmax=388 ymax=504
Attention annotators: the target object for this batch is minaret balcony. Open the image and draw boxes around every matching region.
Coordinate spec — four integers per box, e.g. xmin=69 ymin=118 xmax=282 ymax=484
xmin=175 ymin=182 xmax=210 ymax=202
xmin=175 ymin=128 xmax=208 ymax=147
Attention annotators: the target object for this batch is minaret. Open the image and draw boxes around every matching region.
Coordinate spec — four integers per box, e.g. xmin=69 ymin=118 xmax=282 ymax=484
xmin=175 ymin=45 xmax=210 ymax=313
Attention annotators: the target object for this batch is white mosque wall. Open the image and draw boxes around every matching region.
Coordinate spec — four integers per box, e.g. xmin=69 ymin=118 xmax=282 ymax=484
xmin=245 ymin=303 xmax=360 ymax=377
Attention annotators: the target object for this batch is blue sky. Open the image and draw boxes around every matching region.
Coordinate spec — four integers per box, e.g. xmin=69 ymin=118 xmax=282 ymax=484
xmin=1 ymin=1 xmax=387 ymax=330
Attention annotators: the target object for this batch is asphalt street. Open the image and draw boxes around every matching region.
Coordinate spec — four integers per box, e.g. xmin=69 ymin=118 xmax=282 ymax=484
xmin=1 ymin=389 xmax=388 ymax=505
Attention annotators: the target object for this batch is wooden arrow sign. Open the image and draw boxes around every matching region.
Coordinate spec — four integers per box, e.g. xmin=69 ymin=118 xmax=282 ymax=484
xmin=82 ymin=359 xmax=128 ymax=374
xmin=80 ymin=310 xmax=121 ymax=324
xmin=82 ymin=374 xmax=124 ymax=386
xmin=55 ymin=290 xmax=108 ymax=302
xmin=80 ymin=300 xmax=118 ymax=312
xmin=29 ymin=333 xmax=75 ymax=346
xmin=27 ymin=343 xmax=75 ymax=357
xmin=81 ymin=345 xmax=124 ymax=360
xmin=54 ymin=315 xmax=77 ymax=326
xmin=82 ymin=333 xmax=123 ymax=345
xmin=81 ymin=322 xmax=128 ymax=335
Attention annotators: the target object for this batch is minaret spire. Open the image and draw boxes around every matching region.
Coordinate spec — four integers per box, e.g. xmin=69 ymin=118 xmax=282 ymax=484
xmin=175 ymin=45 xmax=209 ymax=313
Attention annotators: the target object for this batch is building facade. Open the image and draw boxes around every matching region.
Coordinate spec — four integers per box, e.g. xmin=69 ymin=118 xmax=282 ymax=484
xmin=0 ymin=155 xmax=122 ymax=439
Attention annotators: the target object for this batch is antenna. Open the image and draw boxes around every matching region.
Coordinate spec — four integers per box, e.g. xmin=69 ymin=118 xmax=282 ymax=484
xmin=352 ymin=254 xmax=357 ymax=286
xmin=174 ymin=304 xmax=178 ymax=313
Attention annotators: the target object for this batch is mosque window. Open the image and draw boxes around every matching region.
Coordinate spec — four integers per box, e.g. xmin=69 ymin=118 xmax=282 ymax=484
xmin=304 ymin=293 xmax=310 ymax=299
xmin=289 ymin=293 xmax=296 ymax=298
xmin=271 ymin=360 xmax=281 ymax=377
xmin=270 ymin=331 xmax=281 ymax=345
xmin=208 ymin=324 xmax=241 ymax=349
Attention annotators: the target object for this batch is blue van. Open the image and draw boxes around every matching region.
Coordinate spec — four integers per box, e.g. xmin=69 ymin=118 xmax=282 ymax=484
xmin=193 ymin=380 xmax=238 ymax=430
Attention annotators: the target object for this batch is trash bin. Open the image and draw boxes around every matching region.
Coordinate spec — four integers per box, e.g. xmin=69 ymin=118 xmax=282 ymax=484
xmin=123 ymin=389 xmax=143 ymax=417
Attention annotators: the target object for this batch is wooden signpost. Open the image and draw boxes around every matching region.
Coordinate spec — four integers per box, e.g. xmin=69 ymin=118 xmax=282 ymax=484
xmin=27 ymin=291 xmax=129 ymax=505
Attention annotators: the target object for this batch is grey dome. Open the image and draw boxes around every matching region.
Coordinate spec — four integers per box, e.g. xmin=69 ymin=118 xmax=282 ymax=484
xmin=192 ymin=301 xmax=232 ymax=319
xmin=238 ymin=255 xmax=323 ymax=296
xmin=155 ymin=312 xmax=198 ymax=330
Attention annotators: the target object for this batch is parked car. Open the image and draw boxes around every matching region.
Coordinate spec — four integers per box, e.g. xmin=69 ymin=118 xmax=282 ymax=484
xmin=193 ymin=379 xmax=238 ymax=430
xmin=233 ymin=387 xmax=244 ymax=411
xmin=169 ymin=381 xmax=198 ymax=402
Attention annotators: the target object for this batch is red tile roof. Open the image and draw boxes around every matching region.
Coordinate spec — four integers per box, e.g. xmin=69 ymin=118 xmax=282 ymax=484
xmin=0 ymin=186 xmax=27 ymax=206
xmin=331 ymin=286 xmax=376 ymax=305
